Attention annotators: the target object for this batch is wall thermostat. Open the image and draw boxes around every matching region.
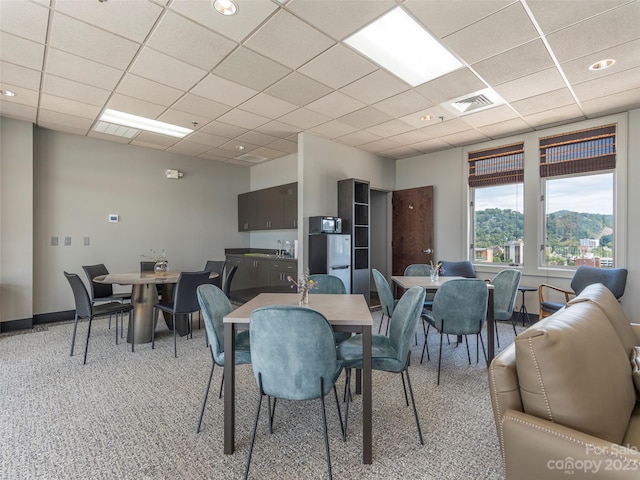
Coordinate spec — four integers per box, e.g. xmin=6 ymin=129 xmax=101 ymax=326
xmin=109 ymin=214 xmax=119 ymax=223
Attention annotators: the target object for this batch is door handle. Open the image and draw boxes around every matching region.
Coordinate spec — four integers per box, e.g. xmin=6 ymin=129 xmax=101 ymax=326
xmin=422 ymin=248 xmax=432 ymax=254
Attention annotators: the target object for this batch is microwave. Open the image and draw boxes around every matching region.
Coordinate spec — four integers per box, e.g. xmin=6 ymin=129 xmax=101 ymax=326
xmin=309 ymin=216 xmax=342 ymax=234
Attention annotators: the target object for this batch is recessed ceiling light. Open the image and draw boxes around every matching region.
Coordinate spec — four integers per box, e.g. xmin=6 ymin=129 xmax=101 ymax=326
xmin=235 ymin=145 xmax=245 ymax=151
xmin=589 ymin=59 xmax=616 ymax=71
xmin=344 ymin=7 xmax=463 ymax=87
xmin=1 ymin=89 xmax=16 ymax=97
xmin=98 ymin=109 xmax=193 ymax=138
xmin=212 ymin=0 xmax=238 ymax=16
xmin=420 ymin=115 xmax=436 ymax=121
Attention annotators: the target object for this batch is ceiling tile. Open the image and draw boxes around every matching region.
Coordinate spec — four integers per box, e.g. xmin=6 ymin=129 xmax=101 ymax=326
xmin=171 ymin=94 xmax=232 ymax=120
xmin=267 ymin=138 xmax=298 ymax=154
xmin=335 ymin=129 xmax=381 ymax=146
xmin=199 ymin=146 xmax=237 ymax=160
xmin=545 ymin=2 xmax=640 ymax=63
xmin=129 ymin=139 xmax=170 ymax=150
xmin=40 ymin=93 xmax=101 ymax=119
xmin=146 ymin=11 xmax=237 ymax=71
xmin=441 ymin=2 xmax=539 ymax=64
xmin=581 ymin=87 xmax=640 ymax=117
xmin=129 ymin=47 xmax=207 ymax=91
xmin=186 ymin=131 xmax=229 ymax=148
xmin=265 ymin=72 xmax=333 ymax=107
xmin=157 ymin=108 xmax=209 ymax=130
xmin=309 ymin=119 xmax=359 ymax=139
xmin=387 ymin=129 xmax=434 ymax=145
xmin=510 ymin=88 xmax=576 ymax=117
xmin=0 ymin=84 xmax=39 ymax=107
xmin=306 ymin=91 xmax=366 ymax=117
xmin=438 ymin=129 xmax=491 ymax=147
xmin=49 ymin=13 xmax=140 ymax=70
xmin=43 ymin=74 xmax=111 ymax=107
xmin=407 ymin=138 xmax=453 ymax=154
xmin=379 ymin=144 xmax=422 ymax=159
xmin=521 ymin=104 xmax=585 ymax=129
xmin=527 ymin=0 xmax=631 ymax=35
xmin=0 ymin=32 xmax=45 ymax=70
xmin=245 ymin=10 xmax=334 ymax=69
xmin=169 ymin=0 xmax=278 ymax=43
xmin=106 ymin=93 xmax=167 ymax=119
xmin=359 ymin=137 xmax=403 ymax=153
xmin=287 ymin=0 xmax=395 ymax=41
xmin=54 ymin=0 xmax=164 ymax=43
xmin=238 ymin=93 xmax=298 ymax=118
xmin=213 ymin=47 xmax=291 ymax=91
xmin=166 ymin=140 xmax=212 ymax=157
xmin=339 ymin=106 xmax=392 ymax=129
xmin=298 ymin=44 xmax=377 ymax=89
xmin=561 ymin=39 xmax=640 ymax=85
xmin=572 ymin=66 xmax=640 ymax=102
xmin=250 ymin=146 xmax=289 ymax=160
xmin=45 ymin=48 xmax=123 ymax=90
xmin=373 ymin=90 xmax=434 ymax=118
xmin=0 ymin=100 xmax=37 ymax=122
xmin=236 ymin=130 xmax=280 ymax=146
xmin=460 ymin=104 xmax=519 ymax=128
xmin=88 ymin=130 xmax=133 ymax=144
xmin=415 ymin=68 xmax=485 ymax=105
xmin=132 ymin=131 xmax=179 ymax=147
xmin=366 ymin=119 xmax=414 ymax=138
xmin=278 ymin=108 xmax=331 ymax=130
xmin=405 ymin=0 xmax=513 ymax=39
xmin=219 ymin=139 xmax=260 ymax=153
xmin=38 ymin=119 xmax=89 ymax=136
xmin=0 ymin=62 xmax=42 ymax=91
xmin=0 ymin=0 xmax=49 ymax=43
xmin=190 ymin=74 xmax=257 ymax=107
xmin=494 ymin=67 xmax=566 ymax=103
xmin=419 ymin=118 xmax=475 ymax=138
xmin=217 ymin=109 xmax=271 ymax=130
xmin=339 ymin=70 xmax=409 ymax=104
xmin=199 ymin=120 xmax=248 ymax=138
xmin=473 ymin=39 xmax=555 ymax=86
xmin=117 ymin=74 xmax=184 ymax=107
xmin=399 ymin=104 xmax=450 ymax=128
xmin=38 ymin=109 xmax=93 ymax=131
xmin=476 ymin=117 xmax=533 ymax=138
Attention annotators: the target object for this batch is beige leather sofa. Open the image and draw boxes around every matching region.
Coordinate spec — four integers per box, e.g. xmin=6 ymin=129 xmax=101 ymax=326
xmin=489 ymin=283 xmax=640 ymax=479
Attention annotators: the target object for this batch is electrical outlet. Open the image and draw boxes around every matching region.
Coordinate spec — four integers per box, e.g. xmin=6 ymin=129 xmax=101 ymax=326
xmin=51 ymin=236 xmax=58 ymax=246
xmin=83 ymin=236 xmax=90 ymax=246
xmin=64 ymin=236 xmax=71 ymax=246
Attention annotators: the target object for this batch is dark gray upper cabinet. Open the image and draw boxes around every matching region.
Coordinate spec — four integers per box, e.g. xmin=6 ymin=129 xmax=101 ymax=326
xmin=238 ymin=182 xmax=297 ymax=231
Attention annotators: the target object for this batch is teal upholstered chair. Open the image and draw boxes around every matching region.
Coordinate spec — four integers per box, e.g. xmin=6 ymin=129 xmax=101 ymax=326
xmin=439 ymin=260 xmax=476 ymax=278
xmin=309 ymin=273 xmax=351 ymax=344
xmin=404 ymin=263 xmax=433 ymax=344
xmin=195 ymin=284 xmax=251 ymax=433
xmin=244 ymin=306 xmax=344 ymax=480
xmin=372 ymin=268 xmax=398 ymax=336
xmin=421 ymin=279 xmax=488 ymax=385
xmin=491 ymin=268 xmax=521 ymax=341
xmin=337 ymin=285 xmax=426 ymax=445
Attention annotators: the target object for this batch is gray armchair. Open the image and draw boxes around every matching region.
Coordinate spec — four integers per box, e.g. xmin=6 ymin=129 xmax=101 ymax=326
xmin=195 ymin=284 xmax=251 ymax=433
xmin=538 ymin=266 xmax=627 ymax=320
xmin=421 ymin=279 xmax=488 ymax=384
xmin=491 ymin=269 xmax=522 ymax=342
xmin=245 ymin=305 xmax=344 ymax=480
xmin=372 ymin=268 xmax=398 ymax=335
xmin=439 ymin=260 xmax=476 ymax=278
xmin=337 ymin=285 xmax=426 ymax=445
xmin=309 ymin=274 xmax=351 ymax=344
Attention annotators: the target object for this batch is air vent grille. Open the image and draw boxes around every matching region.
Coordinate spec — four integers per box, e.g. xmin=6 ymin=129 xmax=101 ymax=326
xmin=450 ymin=94 xmax=494 ymax=113
xmin=235 ymin=153 xmax=269 ymax=163
xmin=93 ymin=121 xmax=140 ymax=138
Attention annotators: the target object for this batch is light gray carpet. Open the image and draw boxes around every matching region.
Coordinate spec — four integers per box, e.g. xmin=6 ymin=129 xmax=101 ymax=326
xmin=0 ymin=310 xmax=520 ymax=479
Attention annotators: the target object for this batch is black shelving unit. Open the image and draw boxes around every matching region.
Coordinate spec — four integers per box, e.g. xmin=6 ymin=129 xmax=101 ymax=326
xmin=338 ymin=178 xmax=370 ymax=305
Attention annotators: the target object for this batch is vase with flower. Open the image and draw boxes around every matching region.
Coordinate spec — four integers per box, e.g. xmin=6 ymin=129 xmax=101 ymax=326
xmin=429 ymin=261 xmax=444 ymax=281
xmin=141 ymin=249 xmax=168 ymax=275
xmin=287 ymin=269 xmax=317 ymax=305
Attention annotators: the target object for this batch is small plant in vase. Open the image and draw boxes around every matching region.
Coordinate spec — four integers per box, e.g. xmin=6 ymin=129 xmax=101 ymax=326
xmin=429 ymin=261 xmax=444 ymax=281
xmin=141 ymin=249 xmax=168 ymax=274
xmin=287 ymin=269 xmax=317 ymax=305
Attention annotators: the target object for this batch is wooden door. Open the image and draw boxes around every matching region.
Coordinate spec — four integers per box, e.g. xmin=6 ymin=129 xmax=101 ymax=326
xmin=392 ymin=186 xmax=434 ymax=276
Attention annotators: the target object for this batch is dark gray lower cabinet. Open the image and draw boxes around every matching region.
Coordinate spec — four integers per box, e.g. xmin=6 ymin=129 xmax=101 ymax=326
xmin=226 ymin=255 xmax=297 ymax=297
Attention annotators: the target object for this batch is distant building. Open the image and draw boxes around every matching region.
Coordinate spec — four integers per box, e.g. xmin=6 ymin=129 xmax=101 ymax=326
xmin=504 ymin=239 xmax=524 ymax=265
xmin=474 ymin=248 xmax=493 ymax=263
xmin=575 ymin=257 xmax=601 ymax=267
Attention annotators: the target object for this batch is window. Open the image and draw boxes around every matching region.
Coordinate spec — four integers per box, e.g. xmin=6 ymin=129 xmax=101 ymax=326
xmin=540 ymin=124 xmax=616 ymax=268
xmin=469 ymin=142 xmax=524 ymax=266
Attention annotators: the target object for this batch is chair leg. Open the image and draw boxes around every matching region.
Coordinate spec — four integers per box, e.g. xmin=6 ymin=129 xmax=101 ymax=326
xmin=268 ymin=396 xmax=277 ymax=434
xmin=197 ymin=360 xmax=215 ymax=433
xmin=151 ymin=308 xmax=157 ymax=350
xmin=343 ymin=368 xmax=351 ymax=440
xmin=243 ymin=374 xmax=264 ymax=480
xmin=478 ymin=333 xmax=487 ymax=364
xmin=464 ymin=335 xmax=471 ymax=364
xmin=70 ymin=313 xmax=80 ymax=356
xmin=130 ymin=312 xmax=135 ymax=353
xmin=404 ymin=361 xmax=424 ymax=445
xmin=319 ymin=377 xmax=333 ymax=480
xmin=83 ymin=317 xmax=93 ymax=365
xmin=332 ymin=384 xmax=345 ymax=441
xmin=495 ymin=321 xmax=501 ymax=348
xmin=437 ymin=332 xmax=444 ymax=385
xmin=173 ymin=314 xmax=178 ymax=358
xmin=400 ymin=371 xmax=409 ymax=406
xmin=218 ymin=370 xmax=225 ymax=399
xmin=420 ymin=322 xmax=431 ymax=364
xmin=115 ymin=312 xmax=119 ymax=345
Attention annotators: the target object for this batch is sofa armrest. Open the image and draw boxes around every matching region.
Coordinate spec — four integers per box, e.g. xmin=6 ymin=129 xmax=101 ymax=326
xmin=502 ymin=410 xmax=640 ymax=480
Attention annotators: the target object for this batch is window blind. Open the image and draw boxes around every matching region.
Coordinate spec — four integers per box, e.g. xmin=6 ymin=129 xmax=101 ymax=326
xmin=539 ymin=124 xmax=616 ymax=178
xmin=468 ymin=142 xmax=524 ymax=187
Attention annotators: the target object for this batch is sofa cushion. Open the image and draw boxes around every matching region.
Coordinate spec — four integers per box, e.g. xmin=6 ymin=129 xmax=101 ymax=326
xmin=632 ymin=347 xmax=640 ymax=395
xmin=515 ymin=301 xmax=636 ymax=444
xmin=568 ymin=283 xmax=636 ymax=354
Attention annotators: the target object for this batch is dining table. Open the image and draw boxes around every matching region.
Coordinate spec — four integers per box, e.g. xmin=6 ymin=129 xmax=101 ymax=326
xmin=94 ymin=271 xmax=218 ymax=344
xmin=223 ymin=293 xmax=374 ymax=464
xmin=391 ymin=275 xmax=496 ymax=365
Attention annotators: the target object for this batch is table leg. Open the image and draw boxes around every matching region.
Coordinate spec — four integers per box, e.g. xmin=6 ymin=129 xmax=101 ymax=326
xmin=127 ymin=283 xmax=158 ymax=344
xmin=486 ymin=288 xmax=495 ymax=367
xmin=362 ymin=325 xmax=372 ymax=464
xmin=223 ymin=323 xmax=235 ymax=454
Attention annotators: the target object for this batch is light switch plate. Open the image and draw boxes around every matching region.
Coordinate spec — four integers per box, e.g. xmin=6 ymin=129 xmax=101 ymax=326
xmin=51 ymin=236 xmax=58 ymax=246
xmin=64 ymin=236 xmax=71 ymax=246
xmin=83 ymin=236 xmax=90 ymax=246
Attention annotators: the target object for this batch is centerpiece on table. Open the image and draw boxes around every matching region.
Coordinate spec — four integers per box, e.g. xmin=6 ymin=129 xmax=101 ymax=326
xmin=287 ymin=269 xmax=317 ymax=305
xmin=429 ymin=261 xmax=445 ymax=281
xmin=141 ymin=249 xmax=168 ymax=274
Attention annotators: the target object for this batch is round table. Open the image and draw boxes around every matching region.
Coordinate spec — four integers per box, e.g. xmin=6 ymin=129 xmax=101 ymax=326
xmin=94 ymin=271 xmax=217 ymax=344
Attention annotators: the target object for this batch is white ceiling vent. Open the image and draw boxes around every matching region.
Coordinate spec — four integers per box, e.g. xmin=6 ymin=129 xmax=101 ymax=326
xmin=442 ymin=88 xmax=505 ymax=116
xmin=93 ymin=120 xmax=140 ymax=138
xmin=235 ymin=153 xmax=269 ymax=163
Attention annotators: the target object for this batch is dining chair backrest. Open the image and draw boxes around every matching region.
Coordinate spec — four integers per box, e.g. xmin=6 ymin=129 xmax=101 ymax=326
xmin=570 ymin=266 xmax=628 ymax=299
xmin=439 ymin=260 xmax=476 ymax=278
xmin=204 ymin=260 xmax=225 ymax=289
xmin=403 ymin=264 xmax=431 ymax=276
xmin=250 ymin=305 xmax=339 ymax=400
xmin=387 ymin=286 xmax=426 ymax=369
xmin=308 ymin=274 xmax=347 ymax=294
xmin=492 ymin=269 xmax=521 ymax=320
xmin=223 ymin=264 xmax=238 ymax=299
xmin=140 ymin=261 xmax=155 ymax=272
xmin=431 ymin=279 xmax=488 ymax=336
xmin=173 ymin=271 xmax=212 ymax=314
xmin=197 ymin=283 xmax=233 ymax=362
xmin=372 ymin=268 xmax=395 ymax=318
xmin=64 ymin=271 xmax=93 ymax=318
xmin=82 ymin=264 xmax=113 ymax=300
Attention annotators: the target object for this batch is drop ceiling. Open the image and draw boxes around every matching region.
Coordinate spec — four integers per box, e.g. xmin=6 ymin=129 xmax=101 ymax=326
xmin=1 ymin=0 xmax=639 ymax=165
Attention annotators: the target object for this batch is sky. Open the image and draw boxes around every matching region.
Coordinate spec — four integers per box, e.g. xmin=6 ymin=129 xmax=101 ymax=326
xmin=475 ymin=172 xmax=613 ymax=215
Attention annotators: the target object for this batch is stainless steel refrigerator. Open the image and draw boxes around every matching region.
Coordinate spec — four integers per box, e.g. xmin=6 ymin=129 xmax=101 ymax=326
xmin=308 ymin=234 xmax=351 ymax=294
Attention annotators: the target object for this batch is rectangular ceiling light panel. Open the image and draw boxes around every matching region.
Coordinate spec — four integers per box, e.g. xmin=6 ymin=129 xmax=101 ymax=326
xmin=344 ymin=7 xmax=463 ymax=87
xmin=99 ymin=109 xmax=193 ymax=138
